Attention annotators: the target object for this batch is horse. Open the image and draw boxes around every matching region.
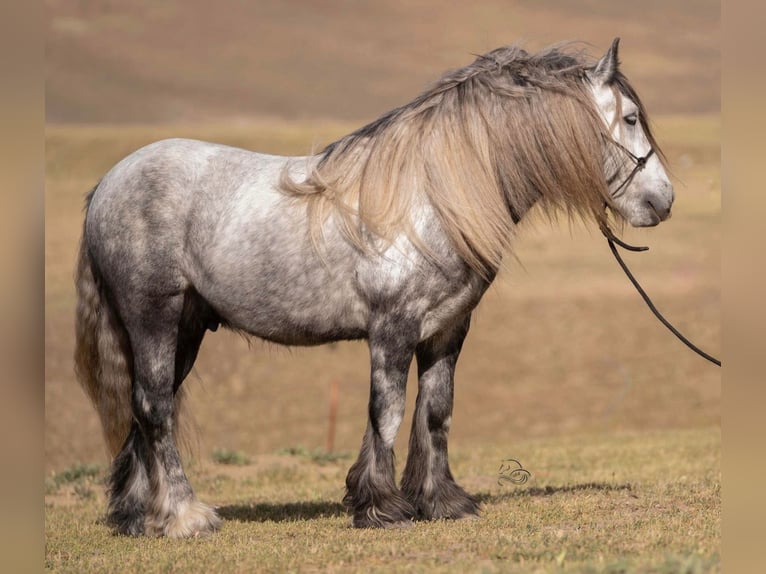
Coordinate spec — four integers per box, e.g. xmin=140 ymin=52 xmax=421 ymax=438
xmin=74 ymin=38 xmax=673 ymax=538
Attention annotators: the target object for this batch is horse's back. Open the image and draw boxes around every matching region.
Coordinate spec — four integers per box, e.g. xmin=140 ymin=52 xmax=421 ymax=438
xmin=85 ymin=139 xmax=292 ymax=294
xmin=89 ymin=138 xmax=288 ymax=217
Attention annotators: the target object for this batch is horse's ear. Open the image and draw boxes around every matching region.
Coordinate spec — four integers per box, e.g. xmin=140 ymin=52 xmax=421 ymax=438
xmin=590 ymin=37 xmax=620 ymax=83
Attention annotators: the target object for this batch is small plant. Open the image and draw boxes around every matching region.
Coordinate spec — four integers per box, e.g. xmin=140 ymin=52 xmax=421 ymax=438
xmin=309 ymin=450 xmax=352 ymax=464
xmin=278 ymin=446 xmax=309 ymax=457
xmin=46 ymin=463 xmax=103 ymax=494
xmin=278 ymin=446 xmax=352 ymax=464
xmin=211 ymin=448 xmax=250 ymax=466
xmin=74 ymin=483 xmax=95 ymax=500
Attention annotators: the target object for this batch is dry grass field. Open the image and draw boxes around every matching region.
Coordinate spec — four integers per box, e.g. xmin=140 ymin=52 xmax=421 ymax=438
xmin=45 ymin=1 xmax=719 ymax=571
xmin=46 ymin=428 xmax=720 ymax=573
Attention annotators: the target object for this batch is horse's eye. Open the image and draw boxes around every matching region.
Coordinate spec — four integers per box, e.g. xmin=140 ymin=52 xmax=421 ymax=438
xmin=624 ymin=113 xmax=638 ymax=126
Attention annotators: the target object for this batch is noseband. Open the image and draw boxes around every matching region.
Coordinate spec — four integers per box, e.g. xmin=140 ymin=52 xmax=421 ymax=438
xmin=608 ymin=140 xmax=655 ymax=197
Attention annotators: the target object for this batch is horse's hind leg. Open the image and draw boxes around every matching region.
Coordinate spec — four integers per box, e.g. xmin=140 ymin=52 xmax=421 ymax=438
xmin=401 ymin=315 xmax=479 ymax=520
xmin=108 ymin=424 xmax=151 ymax=535
xmin=116 ymin=292 xmax=219 ymax=537
xmin=106 ymin=289 xmax=211 ymax=536
xmin=344 ymin=317 xmax=417 ymax=528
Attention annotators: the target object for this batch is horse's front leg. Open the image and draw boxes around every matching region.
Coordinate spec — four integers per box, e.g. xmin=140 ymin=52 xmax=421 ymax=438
xmin=401 ymin=314 xmax=480 ymax=520
xmin=344 ymin=317 xmax=418 ymax=528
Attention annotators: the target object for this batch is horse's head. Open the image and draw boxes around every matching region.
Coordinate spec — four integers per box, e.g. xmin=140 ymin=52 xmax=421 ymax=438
xmin=588 ymin=38 xmax=674 ymax=227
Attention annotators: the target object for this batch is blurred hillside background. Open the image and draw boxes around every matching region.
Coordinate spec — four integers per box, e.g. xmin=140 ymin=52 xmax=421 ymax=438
xmin=45 ymin=1 xmax=720 ymax=473
xmin=46 ymin=0 xmax=719 ymax=124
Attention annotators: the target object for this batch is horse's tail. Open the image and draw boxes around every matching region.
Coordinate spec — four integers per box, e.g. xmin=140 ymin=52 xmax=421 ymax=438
xmin=74 ymin=186 xmax=135 ymax=456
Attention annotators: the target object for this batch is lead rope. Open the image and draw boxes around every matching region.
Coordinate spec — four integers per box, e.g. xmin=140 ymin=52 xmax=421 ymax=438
xmin=600 ymin=224 xmax=721 ymax=367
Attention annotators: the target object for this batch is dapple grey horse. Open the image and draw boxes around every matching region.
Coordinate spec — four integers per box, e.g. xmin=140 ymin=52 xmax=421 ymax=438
xmin=75 ymin=38 xmax=673 ymax=537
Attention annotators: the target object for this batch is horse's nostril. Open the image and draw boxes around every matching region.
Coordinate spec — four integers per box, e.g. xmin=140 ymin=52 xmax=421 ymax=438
xmin=646 ymin=199 xmax=670 ymax=220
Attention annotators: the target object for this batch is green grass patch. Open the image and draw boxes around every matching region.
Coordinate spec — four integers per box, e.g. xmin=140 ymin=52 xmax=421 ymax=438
xmin=45 ymin=463 xmax=104 ymax=494
xmin=278 ymin=445 xmax=353 ymax=464
xmin=211 ymin=448 xmax=250 ymax=466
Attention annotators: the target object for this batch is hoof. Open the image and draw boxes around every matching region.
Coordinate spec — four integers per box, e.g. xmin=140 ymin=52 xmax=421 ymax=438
xmin=108 ymin=510 xmax=146 ymax=537
xmin=146 ymin=500 xmax=221 ymax=538
xmin=350 ymin=499 xmax=415 ymax=529
xmin=352 ymin=509 xmax=414 ymax=529
xmin=407 ymin=482 xmax=481 ymax=521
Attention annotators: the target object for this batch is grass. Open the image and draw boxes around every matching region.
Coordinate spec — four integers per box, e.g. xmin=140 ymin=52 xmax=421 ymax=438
xmin=45 ymin=427 xmax=720 ymax=573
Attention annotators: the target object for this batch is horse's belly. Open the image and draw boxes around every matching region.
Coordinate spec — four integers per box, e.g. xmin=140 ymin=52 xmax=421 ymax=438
xmin=227 ymin=301 xmax=368 ymax=345
xmin=197 ymin=273 xmax=369 ymax=346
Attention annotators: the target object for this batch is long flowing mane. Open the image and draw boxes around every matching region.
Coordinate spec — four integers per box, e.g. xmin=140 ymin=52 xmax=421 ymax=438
xmin=280 ymin=43 xmax=662 ymax=275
